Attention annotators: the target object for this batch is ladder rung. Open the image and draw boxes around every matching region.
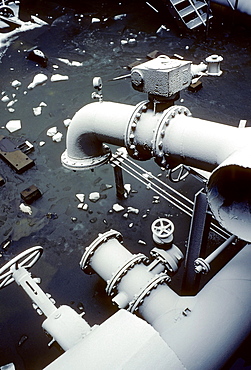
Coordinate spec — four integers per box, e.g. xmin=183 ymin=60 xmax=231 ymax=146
xmin=186 ymin=13 xmax=209 ymax=29
xmin=179 ymin=2 xmax=206 ymax=18
xmin=171 ymin=0 xmax=186 ymax=6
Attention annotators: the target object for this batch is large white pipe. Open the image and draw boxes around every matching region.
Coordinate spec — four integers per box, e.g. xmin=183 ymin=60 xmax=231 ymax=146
xmin=212 ymin=0 xmax=251 ymax=14
xmin=207 ymin=146 xmax=251 ymax=241
xmin=161 ymin=114 xmax=251 ymax=171
xmin=62 ymin=101 xmax=136 ymax=170
xmin=81 ymin=232 xmax=251 ymax=370
xmin=140 ymin=245 xmax=251 ymax=370
xmin=62 ymin=101 xmax=251 ymax=241
xmin=62 ymin=101 xmax=251 ymax=172
xmin=80 ymin=231 xmax=168 ymax=309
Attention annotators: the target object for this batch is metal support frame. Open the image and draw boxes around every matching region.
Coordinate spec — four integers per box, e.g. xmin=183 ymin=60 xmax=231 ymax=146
xmin=205 ymin=0 xmax=211 ymax=39
xmin=113 ymin=165 xmax=125 ymax=199
xmin=226 ymin=0 xmax=238 ymax=10
xmin=182 ymin=189 xmax=212 ymax=295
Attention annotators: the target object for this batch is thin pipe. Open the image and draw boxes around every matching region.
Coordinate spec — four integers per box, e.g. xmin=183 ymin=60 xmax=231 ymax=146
xmin=116 ymin=160 xmax=229 ymax=240
xmin=195 ymin=235 xmax=236 ymax=273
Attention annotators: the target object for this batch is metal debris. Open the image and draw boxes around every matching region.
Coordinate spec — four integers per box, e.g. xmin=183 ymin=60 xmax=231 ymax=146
xmin=11 ymin=80 xmax=21 ymax=88
xmin=21 ymin=185 xmax=42 ymax=204
xmin=64 ymin=118 xmax=71 ymax=127
xmin=18 ymin=335 xmax=28 ymax=347
xmin=33 ymin=106 xmax=42 ymax=116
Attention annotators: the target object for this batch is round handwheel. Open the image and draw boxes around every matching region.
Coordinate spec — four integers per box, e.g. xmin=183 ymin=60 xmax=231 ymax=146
xmin=0 ymin=246 xmax=43 ymax=289
xmin=0 ymin=6 xmax=15 ymax=18
xmin=151 ymin=218 xmax=174 ymax=245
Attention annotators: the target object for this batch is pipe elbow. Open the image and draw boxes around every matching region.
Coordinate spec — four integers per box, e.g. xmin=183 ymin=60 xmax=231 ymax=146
xmin=207 ymin=146 xmax=251 ymax=242
xmin=61 ymin=102 xmax=112 ymax=170
xmin=61 ymin=101 xmax=137 ymax=170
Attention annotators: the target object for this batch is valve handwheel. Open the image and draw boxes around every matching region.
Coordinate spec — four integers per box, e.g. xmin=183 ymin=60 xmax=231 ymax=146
xmin=151 ymin=218 xmax=174 ymax=244
xmin=0 ymin=246 xmax=43 ymax=288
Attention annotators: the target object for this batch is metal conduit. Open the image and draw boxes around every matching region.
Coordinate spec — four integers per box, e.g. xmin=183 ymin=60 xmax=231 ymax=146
xmin=112 ymin=154 xmax=230 ymax=240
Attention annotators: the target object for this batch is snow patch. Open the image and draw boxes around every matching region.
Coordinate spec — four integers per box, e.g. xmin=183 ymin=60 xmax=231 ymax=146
xmin=19 ymin=203 xmax=32 ymax=215
xmin=6 ymin=119 xmax=21 ymax=133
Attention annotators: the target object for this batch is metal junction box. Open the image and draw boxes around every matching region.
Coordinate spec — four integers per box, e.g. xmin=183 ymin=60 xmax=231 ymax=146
xmin=131 ymin=55 xmax=192 ymax=97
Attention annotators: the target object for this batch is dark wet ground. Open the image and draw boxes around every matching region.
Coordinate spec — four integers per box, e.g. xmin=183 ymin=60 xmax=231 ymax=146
xmin=0 ymin=1 xmax=251 ymax=369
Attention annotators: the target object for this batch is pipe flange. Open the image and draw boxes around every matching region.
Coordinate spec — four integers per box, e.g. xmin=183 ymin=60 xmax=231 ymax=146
xmin=125 ymin=100 xmax=148 ymax=160
xmin=80 ymin=230 xmax=123 ymax=274
xmin=150 ymin=245 xmax=184 ymax=274
xmin=128 ymin=273 xmax=171 ymax=313
xmin=153 ymin=105 xmax=191 ymax=168
xmin=106 ymin=253 xmax=149 ymax=296
xmin=194 ymin=257 xmax=210 ymax=274
xmin=61 ymin=145 xmax=111 ymax=171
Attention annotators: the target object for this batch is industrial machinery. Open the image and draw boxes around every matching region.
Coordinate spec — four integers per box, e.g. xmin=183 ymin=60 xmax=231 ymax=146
xmin=1 ymin=54 xmax=251 ymax=369
xmin=0 ymin=0 xmax=20 ymax=29
xmin=61 ymin=54 xmax=251 ymax=368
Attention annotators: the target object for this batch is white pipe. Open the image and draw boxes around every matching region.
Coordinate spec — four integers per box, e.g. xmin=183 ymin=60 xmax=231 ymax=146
xmin=162 ymin=115 xmax=251 ymax=171
xmin=86 ymin=237 xmax=132 ymax=282
xmin=44 ymin=309 xmax=185 ymax=370
xmin=42 ymin=305 xmax=91 ymax=351
xmin=12 ymin=267 xmax=91 ymax=351
xmin=63 ymin=101 xmax=251 ymax=173
xmin=143 ymin=244 xmax=251 ymax=370
xmin=207 ymin=146 xmax=251 ymax=241
xmin=212 ymin=0 xmax=251 ymax=14
xmin=82 ymin=232 xmax=251 ymax=370
xmin=194 ymin=235 xmax=236 ymax=273
xmin=62 ymin=101 xmax=251 ymax=240
xmin=13 ymin=267 xmax=57 ymax=317
xmin=62 ymin=101 xmax=136 ymax=170
xmin=80 ymin=234 xmax=167 ymax=309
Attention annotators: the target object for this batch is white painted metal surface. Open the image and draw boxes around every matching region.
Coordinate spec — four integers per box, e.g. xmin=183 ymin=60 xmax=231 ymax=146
xmin=212 ymin=0 xmax=251 ymax=15
xmin=81 ymin=231 xmax=251 ymax=370
xmin=62 ymin=102 xmax=135 ymax=170
xmin=44 ymin=309 xmax=185 ymax=370
xmin=205 ymin=54 xmax=223 ymax=76
xmin=131 ymin=55 xmax=192 ymax=97
xmin=62 ymin=98 xmax=251 ymax=241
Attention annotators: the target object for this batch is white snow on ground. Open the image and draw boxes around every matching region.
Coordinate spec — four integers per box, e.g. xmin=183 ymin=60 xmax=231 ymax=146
xmin=0 ymin=21 xmax=44 ymax=60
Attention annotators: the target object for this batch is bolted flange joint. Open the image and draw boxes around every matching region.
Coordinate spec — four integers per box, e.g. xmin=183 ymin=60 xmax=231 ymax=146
xmin=194 ymin=257 xmax=210 ymax=274
xmin=153 ymin=105 xmax=191 ymax=169
xmin=128 ymin=273 xmax=171 ymax=313
xmin=106 ymin=253 xmax=149 ymax=297
xmin=80 ymin=230 xmax=123 ymax=274
xmin=125 ymin=100 xmax=151 ymax=161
